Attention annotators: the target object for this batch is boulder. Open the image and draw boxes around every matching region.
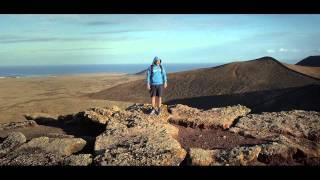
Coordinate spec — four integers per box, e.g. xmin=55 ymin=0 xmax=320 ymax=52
xmin=63 ymin=154 xmax=93 ymax=166
xmin=0 ymin=146 xmax=65 ymax=166
xmin=275 ymin=135 xmax=320 ymax=158
xmin=229 ymin=110 xmax=320 ymax=160
xmin=126 ymin=103 xmax=171 ymax=122
xmin=24 ymin=113 xmax=57 ymax=124
xmin=189 ymin=146 xmax=262 ymax=166
xmin=0 ymin=136 xmax=87 ymax=166
xmin=94 ymin=109 xmax=186 ymax=166
xmin=17 ymin=136 xmax=86 ymax=156
xmin=169 ymin=104 xmax=251 ymax=129
xmin=188 ymin=148 xmax=215 ymax=166
xmin=82 ymin=107 xmax=115 ymax=125
xmin=0 ymin=120 xmax=37 ymax=130
xmin=258 ymin=142 xmax=300 ymax=165
xmin=0 ymin=132 xmax=26 ymax=157
xmin=229 ymin=110 xmax=320 ymax=142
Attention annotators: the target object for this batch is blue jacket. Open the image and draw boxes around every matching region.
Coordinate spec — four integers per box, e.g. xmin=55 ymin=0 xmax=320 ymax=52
xmin=146 ymin=64 xmax=167 ymax=85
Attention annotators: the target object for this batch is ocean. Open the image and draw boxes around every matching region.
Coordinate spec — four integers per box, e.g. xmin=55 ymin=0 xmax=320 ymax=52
xmin=0 ymin=63 xmax=221 ymax=78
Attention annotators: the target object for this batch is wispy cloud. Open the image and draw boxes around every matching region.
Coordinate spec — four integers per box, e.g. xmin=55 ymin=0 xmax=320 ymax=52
xmin=0 ymin=37 xmax=62 ymax=44
xmin=267 ymin=48 xmax=301 ymax=54
xmin=279 ymin=48 xmax=288 ymax=52
xmin=266 ymin=49 xmax=276 ymax=53
xmin=0 ymin=35 xmax=140 ymax=44
xmin=85 ymin=21 xmax=118 ymax=26
xmin=37 ymin=48 xmax=112 ymax=52
xmin=90 ymin=29 xmax=147 ymax=34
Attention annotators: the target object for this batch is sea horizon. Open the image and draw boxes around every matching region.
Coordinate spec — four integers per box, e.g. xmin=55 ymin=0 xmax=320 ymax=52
xmin=0 ymin=63 xmax=222 ymax=78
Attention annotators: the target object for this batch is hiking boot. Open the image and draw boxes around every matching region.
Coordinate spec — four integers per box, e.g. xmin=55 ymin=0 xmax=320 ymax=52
xmin=156 ymin=108 xmax=161 ymax=115
xmin=150 ymin=108 xmax=156 ymax=115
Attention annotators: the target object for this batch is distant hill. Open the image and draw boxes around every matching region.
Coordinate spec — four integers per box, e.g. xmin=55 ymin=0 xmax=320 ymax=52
xmin=134 ymin=69 xmax=147 ymax=75
xmin=88 ymin=56 xmax=320 ymax=113
xmin=296 ymin=56 xmax=320 ymax=67
xmin=283 ymin=63 xmax=320 ymax=79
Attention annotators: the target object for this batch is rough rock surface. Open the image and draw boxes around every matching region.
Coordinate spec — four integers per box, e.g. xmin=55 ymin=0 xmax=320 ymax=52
xmin=82 ymin=107 xmax=115 ymax=125
xmin=24 ymin=113 xmax=57 ymax=123
xmin=0 ymin=132 xmax=26 ymax=157
xmin=168 ymin=104 xmax=251 ymax=129
xmin=63 ymin=154 xmax=93 ymax=166
xmin=0 ymin=146 xmax=65 ymax=166
xmin=0 ymin=103 xmax=319 ymax=166
xmin=0 ymin=120 xmax=38 ymax=130
xmin=188 ymin=146 xmax=262 ymax=166
xmin=17 ymin=136 xmax=86 ymax=156
xmin=125 ymin=103 xmax=171 ymax=123
xmin=0 ymin=132 xmax=88 ymax=166
xmin=45 ymin=133 xmax=75 ymax=139
xmin=258 ymin=142 xmax=301 ymax=165
xmin=94 ymin=104 xmax=186 ymax=166
xmin=59 ymin=106 xmax=123 ymax=126
xmin=229 ymin=110 xmax=320 ymax=142
xmin=274 ymin=135 xmax=320 ymax=158
xmin=229 ymin=111 xmax=320 ymax=155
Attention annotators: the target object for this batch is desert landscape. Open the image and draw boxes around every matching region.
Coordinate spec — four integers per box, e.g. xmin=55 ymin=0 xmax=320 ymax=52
xmin=0 ymin=73 xmax=143 ymax=123
xmin=0 ymin=56 xmax=319 ymax=166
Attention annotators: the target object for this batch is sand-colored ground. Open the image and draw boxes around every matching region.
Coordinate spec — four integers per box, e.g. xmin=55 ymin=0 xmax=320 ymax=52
xmin=0 ymin=73 xmax=144 ymax=123
xmin=283 ymin=63 xmax=320 ymax=79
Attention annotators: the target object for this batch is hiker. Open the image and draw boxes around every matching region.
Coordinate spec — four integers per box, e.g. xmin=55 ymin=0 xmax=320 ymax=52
xmin=146 ymin=56 xmax=167 ymax=115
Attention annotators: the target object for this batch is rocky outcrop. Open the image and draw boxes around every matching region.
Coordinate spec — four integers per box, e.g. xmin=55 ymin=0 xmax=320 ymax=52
xmin=229 ymin=111 xmax=320 ymax=156
xmin=168 ymin=104 xmax=251 ymax=129
xmin=273 ymin=135 xmax=320 ymax=159
xmin=0 ymin=132 xmax=87 ymax=166
xmin=0 ymin=103 xmax=319 ymax=166
xmin=0 ymin=146 xmax=66 ymax=166
xmin=81 ymin=107 xmax=115 ymax=125
xmin=16 ymin=136 xmax=86 ymax=156
xmin=94 ymin=104 xmax=186 ymax=166
xmin=229 ymin=110 xmax=320 ymax=142
xmin=188 ymin=146 xmax=262 ymax=166
xmin=0 ymin=132 xmax=26 ymax=157
xmin=63 ymin=154 xmax=93 ymax=166
xmin=258 ymin=142 xmax=301 ymax=165
xmin=57 ymin=106 xmax=123 ymax=126
xmin=0 ymin=120 xmax=37 ymax=130
xmin=24 ymin=113 xmax=57 ymax=124
xmin=125 ymin=103 xmax=171 ymax=122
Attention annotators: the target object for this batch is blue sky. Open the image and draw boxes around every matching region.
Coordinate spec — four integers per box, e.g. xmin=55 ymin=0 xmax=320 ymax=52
xmin=0 ymin=14 xmax=320 ymax=66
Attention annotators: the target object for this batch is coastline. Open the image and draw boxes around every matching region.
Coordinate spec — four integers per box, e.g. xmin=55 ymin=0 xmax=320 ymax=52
xmin=0 ymin=72 xmax=130 ymax=80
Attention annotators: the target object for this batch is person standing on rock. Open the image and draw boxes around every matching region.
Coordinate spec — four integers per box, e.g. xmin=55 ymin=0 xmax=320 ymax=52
xmin=146 ymin=56 xmax=167 ymax=115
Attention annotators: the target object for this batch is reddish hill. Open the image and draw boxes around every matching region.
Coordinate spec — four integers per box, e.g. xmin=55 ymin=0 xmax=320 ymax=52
xmin=88 ymin=57 xmax=320 ymax=112
xmin=283 ymin=63 xmax=320 ymax=79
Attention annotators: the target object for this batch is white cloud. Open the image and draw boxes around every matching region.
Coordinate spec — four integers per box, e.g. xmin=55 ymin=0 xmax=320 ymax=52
xmin=266 ymin=49 xmax=275 ymax=53
xmin=278 ymin=48 xmax=301 ymax=53
xmin=267 ymin=48 xmax=301 ymax=53
xmin=279 ymin=48 xmax=288 ymax=52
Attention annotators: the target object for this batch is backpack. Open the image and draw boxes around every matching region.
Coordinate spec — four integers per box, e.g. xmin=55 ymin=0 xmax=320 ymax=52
xmin=150 ymin=64 xmax=163 ymax=84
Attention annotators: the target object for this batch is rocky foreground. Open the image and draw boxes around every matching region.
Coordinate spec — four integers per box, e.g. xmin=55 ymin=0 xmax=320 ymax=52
xmin=0 ymin=103 xmax=319 ymax=166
